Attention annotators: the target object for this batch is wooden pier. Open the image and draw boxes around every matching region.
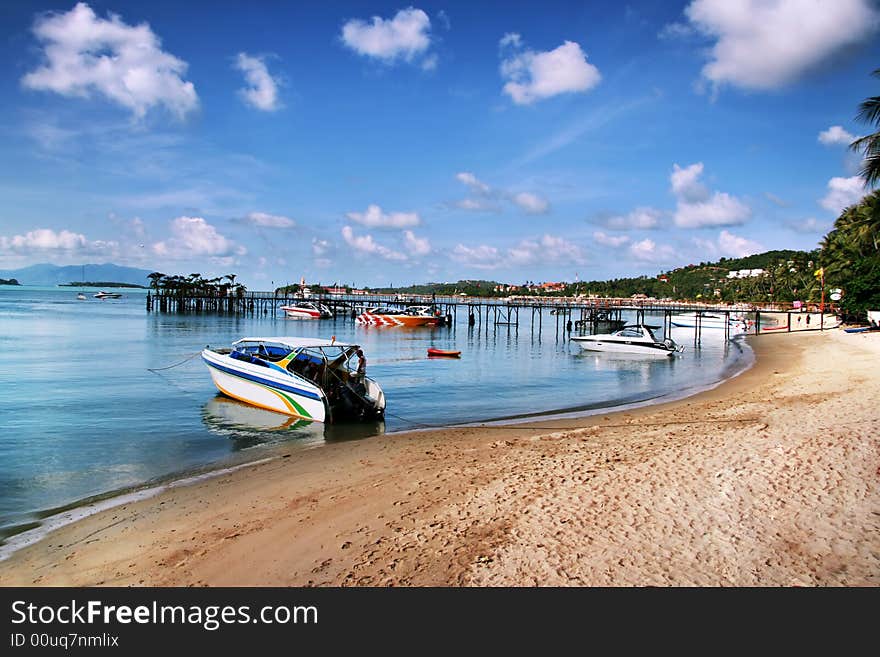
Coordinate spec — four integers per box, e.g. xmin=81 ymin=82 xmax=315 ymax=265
xmin=146 ymin=291 xmax=835 ymax=343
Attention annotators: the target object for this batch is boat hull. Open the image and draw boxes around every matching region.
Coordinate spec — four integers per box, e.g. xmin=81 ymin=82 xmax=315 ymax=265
xmin=202 ymin=350 xmax=327 ymax=421
xmin=427 ymin=348 xmax=460 ymax=358
xmin=280 ymin=307 xmax=321 ymax=319
xmin=572 ymin=339 xmax=676 ymax=357
xmin=356 ymin=312 xmax=439 ymax=327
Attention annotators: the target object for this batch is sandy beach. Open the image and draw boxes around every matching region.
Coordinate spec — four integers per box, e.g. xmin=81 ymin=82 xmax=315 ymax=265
xmin=1 ymin=329 xmax=878 ymax=587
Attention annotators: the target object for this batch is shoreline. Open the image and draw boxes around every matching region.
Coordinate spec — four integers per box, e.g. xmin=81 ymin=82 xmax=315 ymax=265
xmin=0 ymin=336 xmax=755 ymax=555
xmin=1 ymin=330 xmax=877 ymax=585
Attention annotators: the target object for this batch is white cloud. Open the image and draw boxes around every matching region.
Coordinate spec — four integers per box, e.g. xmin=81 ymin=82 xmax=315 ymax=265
xmin=512 ymin=192 xmax=550 ymax=214
xmin=451 ymin=244 xmax=502 ymax=269
xmin=346 ymin=204 xmax=421 ymax=229
xmin=604 ymin=207 xmax=662 ymax=230
xmin=500 ymin=39 xmax=601 ymax=105
xmin=820 ymin=175 xmax=865 ymax=213
xmin=22 ymin=2 xmax=198 ymax=119
xmin=452 ymin=234 xmax=584 ymax=269
xmin=679 ymin=0 xmax=880 ymax=91
xmin=235 ymin=53 xmax=281 ymax=112
xmin=403 ymin=230 xmax=431 ymax=256
xmin=818 ymin=125 xmax=856 ymax=147
xmin=341 ymin=225 xmax=406 ymax=261
xmin=498 ymin=33 xmax=522 ymax=50
xmin=243 ymin=212 xmax=294 ymax=228
xmin=312 ymin=238 xmax=330 ymax=256
xmin=695 ymin=230 xmax=764 ymax=258
xmin=629 ymin=238 xmax=678 ymax=263
xmin=456 ymin=172 xmax=490 ymax=194
xmin=0 ymin=227 xmax=116 ymax=255
xmin=341 ymin=7 xmax=433 ymax=65
xmin=593 ymin=231 xmax=631 ymax=247
xmin=786 ymin=217 xmax=829 ymax=234
xmin=670 ymin=162 xmax=709 ymax=203
xmin=455 ymin=198 xmax=500 ymax=212
xmin=671 ymin=162 xmax=750 ymax=228
xmin=153 ymin=216 xmax=244 ymax=258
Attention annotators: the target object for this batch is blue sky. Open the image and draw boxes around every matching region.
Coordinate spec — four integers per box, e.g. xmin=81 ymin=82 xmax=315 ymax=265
xmin=0 ymin=1 xmax=878 ymax=289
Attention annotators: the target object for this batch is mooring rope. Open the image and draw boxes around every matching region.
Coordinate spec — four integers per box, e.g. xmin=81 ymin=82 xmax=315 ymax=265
xmin=147 ymin=350 xmax=202 ymax=372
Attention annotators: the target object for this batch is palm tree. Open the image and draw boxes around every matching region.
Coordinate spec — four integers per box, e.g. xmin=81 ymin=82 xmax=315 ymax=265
xmin=850 ymin=68 xmax=880 ymax=187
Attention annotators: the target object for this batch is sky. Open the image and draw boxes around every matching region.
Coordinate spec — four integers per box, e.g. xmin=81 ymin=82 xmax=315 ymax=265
xmin=0 ymin=0 xmax=878 ymax=289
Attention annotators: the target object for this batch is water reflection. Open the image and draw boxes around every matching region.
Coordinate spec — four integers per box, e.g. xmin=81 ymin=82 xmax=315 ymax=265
xmin=201 ymin=395 xmax=385 ymax=451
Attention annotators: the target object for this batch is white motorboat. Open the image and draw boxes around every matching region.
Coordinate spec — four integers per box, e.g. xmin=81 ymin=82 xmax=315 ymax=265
xmin=670 ymin=311 xmax=750 ymax=332
xmin=571 ymin=324 xmax=683 ymax=357
xmin=76 ymin=293 xmax=87 ymax=301
xmin=202 ymin=337 xmax=385 ymax=422
xmin=279 ymin=300 xmax=333 ymax=319
xmin=94 ymin=290 xmax=122 ymax=299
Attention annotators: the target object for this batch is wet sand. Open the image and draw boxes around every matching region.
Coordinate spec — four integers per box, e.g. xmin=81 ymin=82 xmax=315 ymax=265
xmin=1 ymin=329 xmax=878 ymax=586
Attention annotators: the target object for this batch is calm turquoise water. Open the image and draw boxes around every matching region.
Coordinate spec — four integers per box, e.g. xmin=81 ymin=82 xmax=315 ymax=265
xmin=0 ymin=286 xmax=752 ymax=537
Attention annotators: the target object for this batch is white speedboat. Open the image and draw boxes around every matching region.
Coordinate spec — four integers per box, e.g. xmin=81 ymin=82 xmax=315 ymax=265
xmin=76 ymin=292 xmax=87 ymax=301
xmin=571 ymin=325 xmax=683 ymax=357
xmin=279 ymin=301 xmax=333 ymax=319
xmin=670 ymin=312 xmax=750 ymax=332
xmin=94 ymin=290 xmax=122 ymax=299
xmin=202 ymin=337 xmax=385 ymax=422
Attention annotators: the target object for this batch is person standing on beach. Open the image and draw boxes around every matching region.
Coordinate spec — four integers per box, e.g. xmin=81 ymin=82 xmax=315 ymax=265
xmin=354 ymin=349 xmax=367 ymax=382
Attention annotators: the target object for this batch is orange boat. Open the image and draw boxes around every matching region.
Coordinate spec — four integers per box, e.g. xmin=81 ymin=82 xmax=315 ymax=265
xmin=356 ymin=306 xmax=441 ymax=328
xmin=427 ymin=348 xmax=461 ymax=358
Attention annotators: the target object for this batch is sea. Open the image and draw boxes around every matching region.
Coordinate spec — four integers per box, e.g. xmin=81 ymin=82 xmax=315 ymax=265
xmin=0 ymin=286 xmax=753 ymax=547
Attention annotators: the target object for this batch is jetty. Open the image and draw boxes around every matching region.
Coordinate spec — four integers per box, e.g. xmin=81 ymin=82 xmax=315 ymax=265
xmin=146 ymin=290 xmax=837 ymax=343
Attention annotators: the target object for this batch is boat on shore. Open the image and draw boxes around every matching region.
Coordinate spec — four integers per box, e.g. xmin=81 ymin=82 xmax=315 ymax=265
xmin=279 ymin=301 xmax=333 ymax=319
xmin=572 ymin=324 xmax=683 ymax=357
xmin=202 ymin=337 xmax=385 ymax=422
xmin=94 ymin=290 xmax=122 ymax=299
xmin=356 ymin=306 xmax=441 ymax=327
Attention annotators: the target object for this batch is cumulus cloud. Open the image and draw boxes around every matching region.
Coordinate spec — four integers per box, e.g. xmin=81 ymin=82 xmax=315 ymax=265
xmin=153 ymin=216 xmax=244 ymax=258
xmin=604 ymin=207 xmax=662 ymax=230
xmin=456 ymin=172 xmax=490 ymax=194
xmin=629 ymin=238 xmax=677 ymax=263
xmin=242 ymin=212 xmax=295 ymax=228
xmin=593 ymin=230 xmax=629 ymax=249
xmin=820 ymin=175 xmax=865 ymax=213
xmin=452 ymin=234 xmax=584 ymax=269
xmin=340 ymin=7 xmax=433 ymax=66
xmin=341 ymin=225 xmax=406 ymax=261
xmin=0 ymin=228 xmax=118 ymax=257
xmin=453 ymin=172 xmax=549 ymax=214
xmin=312 ymin=238 xmax=333 ymax=267
xmin=500 ymin=38 xmax=601 ymax=105
xmin=593 ymin=231 xmax=631 ymax=247
xmin=403 ymin=230 xmax=431 ymax=256
xmin=235 ymin=53 xmax=281 ymax=112
xmin=818 ymin=125 xmax=856 ymax=147
xmin=21 ymin=2 xmax=198 ymax=119
xmin=512 ymin=192 xmax=550 ymax=214
xmin=671 ymin=162 xmax=750 ymax=228
xmin=346 ymin=204 xmax=421 ymax=229
xmin=675 ymin=0 xmax=880 ymax=91
xmin=694 ymin=230 xmax=764 ymax=258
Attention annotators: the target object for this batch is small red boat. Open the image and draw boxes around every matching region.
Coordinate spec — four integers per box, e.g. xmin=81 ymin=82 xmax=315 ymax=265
xmin=427 ymin=348 xmax=461 ymax=358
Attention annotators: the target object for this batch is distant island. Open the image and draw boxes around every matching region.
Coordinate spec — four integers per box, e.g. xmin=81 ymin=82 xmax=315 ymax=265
xmin=59 ymin=281 xmax=147 ymax=288
xmin=0 ymin=278 xmax=21 ymax=286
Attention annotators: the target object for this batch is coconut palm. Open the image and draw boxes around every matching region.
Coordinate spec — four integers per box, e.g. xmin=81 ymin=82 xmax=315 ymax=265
xmin=850 ymin=68 xmax=880 ymax=187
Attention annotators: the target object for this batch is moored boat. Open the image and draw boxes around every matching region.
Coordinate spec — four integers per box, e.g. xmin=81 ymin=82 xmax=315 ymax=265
xmin=356 ymin=306 xmax=441 ymax=327
xmin=202 ymin=337 xmax=385 ymax=422
xmin=427 ymin=348 xmax=461 ymax=358
xmin=572 ymin=324 xmax=683 ymax=357
xmin=279 ymin=300 xmax=333 ymax=319
xmin=670 ymin=311 xmax=750 ymax=332
xmin=94 ymin=290 xmax=122 ymax=299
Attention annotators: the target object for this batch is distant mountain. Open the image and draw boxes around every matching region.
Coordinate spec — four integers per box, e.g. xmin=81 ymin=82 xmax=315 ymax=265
xmin=0 ymin=263 xmax=155 ymax=286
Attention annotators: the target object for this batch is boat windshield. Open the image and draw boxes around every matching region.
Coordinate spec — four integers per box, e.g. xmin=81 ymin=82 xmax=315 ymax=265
xmin=617 ymin=327 xmax=645 ymax=338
